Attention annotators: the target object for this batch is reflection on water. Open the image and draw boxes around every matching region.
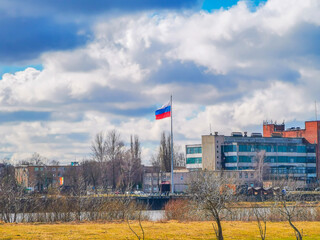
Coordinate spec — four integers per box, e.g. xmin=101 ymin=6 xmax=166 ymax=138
xmin=143 ymin=210 xmax=165 ymax=221
xmin=2 ymin=210 xmax=166 ymax=223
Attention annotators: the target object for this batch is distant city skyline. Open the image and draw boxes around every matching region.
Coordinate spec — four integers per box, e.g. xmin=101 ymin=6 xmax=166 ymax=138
xmin=0 ymin=0 xmax=319 ymax=164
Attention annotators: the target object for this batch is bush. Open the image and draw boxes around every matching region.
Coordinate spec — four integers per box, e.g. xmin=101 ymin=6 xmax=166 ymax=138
xmin=164 ymin=199 xmax=203 ymax=221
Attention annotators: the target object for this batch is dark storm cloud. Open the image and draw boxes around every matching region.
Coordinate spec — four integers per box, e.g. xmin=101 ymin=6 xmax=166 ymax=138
xmin=0 ymin=0 xmax=199 ymax=63
xmin=0 ymin=16 xmax=89 ymax=63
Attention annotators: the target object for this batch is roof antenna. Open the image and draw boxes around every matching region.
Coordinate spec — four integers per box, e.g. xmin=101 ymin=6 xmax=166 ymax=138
xmin=210 ymin=123 xmax=212 ymax=135
xmin=315 ymin=100 xmax=318 ymax=121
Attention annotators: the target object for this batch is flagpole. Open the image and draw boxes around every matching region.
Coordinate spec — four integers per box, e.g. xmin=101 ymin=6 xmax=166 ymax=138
xmin=170 ymin=95 xmax=174 ymax=194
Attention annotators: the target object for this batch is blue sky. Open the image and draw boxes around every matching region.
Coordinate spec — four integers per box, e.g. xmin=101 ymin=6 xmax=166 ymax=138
xmin=202 ymin=0 xmax=267 ymax=11
xmin=0 ymin=0 xmax=319 ymax=164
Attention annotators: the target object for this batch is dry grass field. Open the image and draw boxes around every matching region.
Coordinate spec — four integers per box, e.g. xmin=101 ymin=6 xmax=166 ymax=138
xmin=0 ymin=221 xmax=320 ymax=240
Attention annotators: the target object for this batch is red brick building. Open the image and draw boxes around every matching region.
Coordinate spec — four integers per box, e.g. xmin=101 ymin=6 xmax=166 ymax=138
xmin=263 ymin=120 xmax=320 ymax=178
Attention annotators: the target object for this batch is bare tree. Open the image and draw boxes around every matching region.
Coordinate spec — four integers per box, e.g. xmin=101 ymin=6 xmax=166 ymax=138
xmin=18 ymin=152 xmax=47 ymax=166
xmin=127 ymin=207 xmax=145 ymax=240
xmin=121 ymin=135 xmax=142 ymax=191
xmin=64 ymin=165 xmax=86 ymax=220
xmin=81 ymin=159 xmax=103 ymax=193
xmin=150 ymin=154 xmax=161 ymax=192
xmin=174 ymin=145 xmax=185 ymax=168
xmin=252 ymin=203 xmax=268 ymax=240
xmin=275 ymin=180 xmax=304 ymax=240
xmin=189 ymin=171 xmax=234 ymax=240
xmin=151 ymin=154 xmax=160 ymax=169
xmin=255 ymin=150 xmax=266 ymax=184
xmin=157 ymin=132 xmax=171 ymax=172
xmin=156 ymin=131 xmax=185 ymax=171
xmin=31 ymin=152 xmax=47 ymax=165
xmin=105 ymin=129 xmax=124 ymax=191
xmin=91 ymin=131 xmax=108 ymax=162
xmin=89 ymin=130 xmax=125 ymax=191
xmin=90 ymin=132 xmax=110 ymax=191
xmin=0 ymin=163 xmax=24 ymax=223
xmin=49 ymin=159 xmax=60 ymax=165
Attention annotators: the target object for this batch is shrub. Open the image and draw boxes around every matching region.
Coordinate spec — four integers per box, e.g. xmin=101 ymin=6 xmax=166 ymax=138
xmin=164 ymin=199 xmax=203 ymax=221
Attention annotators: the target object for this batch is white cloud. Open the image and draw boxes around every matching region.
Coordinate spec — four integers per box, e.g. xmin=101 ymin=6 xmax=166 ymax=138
xmin=0 ymin=0 xmax=320 ymax=164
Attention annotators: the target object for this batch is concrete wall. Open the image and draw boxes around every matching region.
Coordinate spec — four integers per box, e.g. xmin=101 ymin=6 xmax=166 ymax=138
xmin=202 ymin=135 xmax=224 ymax=171
xmin=202 ymin=135 xmax=215 ymax=170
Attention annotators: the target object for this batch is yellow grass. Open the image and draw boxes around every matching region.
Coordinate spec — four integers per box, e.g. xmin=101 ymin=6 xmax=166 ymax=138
xmin=234 ymin=201 xmax=320 ymax=208
xmin=0 ymin=221 xmax=320 ymax=240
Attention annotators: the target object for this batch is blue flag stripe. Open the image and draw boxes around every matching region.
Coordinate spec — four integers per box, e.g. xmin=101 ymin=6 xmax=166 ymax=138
xmin=155 ymin=105 xmax=171 ymax=116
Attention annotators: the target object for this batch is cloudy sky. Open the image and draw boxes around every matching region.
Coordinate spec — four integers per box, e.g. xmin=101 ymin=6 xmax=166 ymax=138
xmin=0 ymin=0 xmax=319 ymax=164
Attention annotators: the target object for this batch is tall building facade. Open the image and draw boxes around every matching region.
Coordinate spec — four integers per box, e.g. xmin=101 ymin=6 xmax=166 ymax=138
xmin=263 ymin=120 xmax=320 ymax=178
xmin=186 ymin=121 xmax=319 ymax=185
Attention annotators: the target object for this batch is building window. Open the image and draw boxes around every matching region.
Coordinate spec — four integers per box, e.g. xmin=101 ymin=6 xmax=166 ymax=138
xmin=307 ymin=157 xmax=316 ymax=163
xmin=186 ymin=147 xmax=202 ymax=154
xmin=306 ymin=145 xmax=316 ymax=153
xmin=250 ymin=173 xmax=254 ymax=178
xmin=245 ymin=173 xmax=248 ymax=178
xmin=239 ymin=145 xmax=247 ymax=152
xmin=278 ymin=156 xmax=289 ymax=163
xmin=186 ymin=157 xmax=202 ymax=164
xmin=239 ymin=156 xmax=251 ymax=163
xmin=278 ymin=145 xmax=287 ymax=152
xmin=297 ymin=146 xmax=306 ymax=153
xmin=239 ymin=172 xmax=242 ymax=178
xmin=223 ymin=145 xmax=237 ymax=152
xmin=40 ymin=167 xmax=44 ymax=171
xmin=34 ymin=167 xmax=39 ymax=171
xmin=307 ymin=167 xmax=316 ymax=174
xmin=225 ymin=156 xmax=237 ymax=163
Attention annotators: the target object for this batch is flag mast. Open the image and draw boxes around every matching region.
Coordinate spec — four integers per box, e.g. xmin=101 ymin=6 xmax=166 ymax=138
xmin=170 ymin=95 xmax=174 ymax=194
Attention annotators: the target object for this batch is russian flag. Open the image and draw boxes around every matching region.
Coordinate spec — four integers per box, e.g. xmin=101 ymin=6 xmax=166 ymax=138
xmin=155 ymin=102 xmax=171 ymax=120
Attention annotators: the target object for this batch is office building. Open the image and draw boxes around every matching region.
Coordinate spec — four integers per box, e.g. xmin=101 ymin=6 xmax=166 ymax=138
xmin=186 ymin=121 xmax=319 ymax=185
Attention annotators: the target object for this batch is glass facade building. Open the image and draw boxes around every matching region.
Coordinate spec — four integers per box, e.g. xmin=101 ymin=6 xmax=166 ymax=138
xmin=186 ymin=135 xmax=317 ymax=183
xmin=186 ymin=144 xmax=202 ymax=169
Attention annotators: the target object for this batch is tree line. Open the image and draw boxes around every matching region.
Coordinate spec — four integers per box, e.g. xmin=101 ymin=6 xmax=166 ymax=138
xmin=10 ymin=129 xmax=185 ymax=194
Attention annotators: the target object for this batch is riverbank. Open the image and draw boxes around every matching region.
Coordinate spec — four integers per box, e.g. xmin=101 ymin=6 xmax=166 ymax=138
xmin=0 ymin=221 xmax=320 ymax=239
